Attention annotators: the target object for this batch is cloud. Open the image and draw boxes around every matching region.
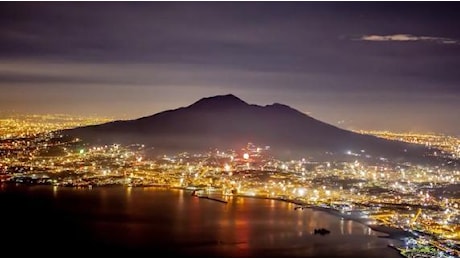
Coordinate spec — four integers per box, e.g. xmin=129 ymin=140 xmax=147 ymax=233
xmin=358 ymin=34 xmax=459 ymax=44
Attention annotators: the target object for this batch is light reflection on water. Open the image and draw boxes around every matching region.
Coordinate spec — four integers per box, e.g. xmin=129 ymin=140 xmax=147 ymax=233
xmin=126 ymin=186 xmax=132 ymax=201
xmin=0 ymin=185 xmax=402 ymax=257
xmin=340 ymin=218 xmax=344 ymax=235
xmin=53 ymin=185 xmax=58 ymax=197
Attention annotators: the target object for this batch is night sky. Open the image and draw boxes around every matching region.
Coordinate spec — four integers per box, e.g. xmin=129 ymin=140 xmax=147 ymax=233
xmin=1 ymin=2 xmax=459 ymax=135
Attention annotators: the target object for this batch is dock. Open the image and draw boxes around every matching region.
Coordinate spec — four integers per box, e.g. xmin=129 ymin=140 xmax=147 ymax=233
xmin=294 ymin=206 xmax=309 ymax=210
xmin=197 ymin=195 xmax=228 ymax=204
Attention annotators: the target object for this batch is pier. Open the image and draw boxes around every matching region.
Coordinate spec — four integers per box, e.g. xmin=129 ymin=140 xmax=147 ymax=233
xmin=294 ymin=206 xmax=309 ymax=210
xmin=197 ymin=195 xmax=228 ymax=204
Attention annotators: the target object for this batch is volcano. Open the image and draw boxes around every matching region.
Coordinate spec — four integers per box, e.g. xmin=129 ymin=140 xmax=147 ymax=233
xmin=62 ymin=94 xmax=433 ymax=161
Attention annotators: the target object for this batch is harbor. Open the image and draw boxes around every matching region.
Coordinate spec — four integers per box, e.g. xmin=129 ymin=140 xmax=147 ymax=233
xmin=191 ymin=190 xmax=228 ymax=204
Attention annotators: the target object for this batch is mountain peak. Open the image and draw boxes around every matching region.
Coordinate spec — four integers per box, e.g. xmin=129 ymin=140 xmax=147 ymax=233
xmin=269 ymin=102 xmax=292 ymax=109
xmin=265 ymin=102 xmax=306 ymax=116
xmin=189 ymin=94 xmax=248 ymax=109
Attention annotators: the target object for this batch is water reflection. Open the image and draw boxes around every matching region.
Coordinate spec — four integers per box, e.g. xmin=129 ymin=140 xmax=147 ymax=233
xmin=53 ymin=185 xmax=58 ymax=198
xmin=340 ymin=218 xmax=344 ymax=235
xmin=0 ymin=185 xmax=402 ymax=257
xmin=126 ymin=187 xmax=132 ymax=201
xmin=270 ymin=199 xmax=275 ymax=209
xmin=347 ymin=220 xmax=352 ymax=234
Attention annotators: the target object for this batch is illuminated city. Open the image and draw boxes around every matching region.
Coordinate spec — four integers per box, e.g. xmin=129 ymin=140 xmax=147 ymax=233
xmin=357 ymin=130 xmax=460 ymax=160
xmin=1 ymin=1 xmax=459 ymax=258
xmin=0 ymin=114 xmax=459 ymax=257
xmin=0 ymin=114 xmax=113 ymax=139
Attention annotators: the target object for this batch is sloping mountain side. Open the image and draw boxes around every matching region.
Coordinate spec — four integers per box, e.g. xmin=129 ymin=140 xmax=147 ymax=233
xmin=61 ymin=94 xmax=438 ymax=163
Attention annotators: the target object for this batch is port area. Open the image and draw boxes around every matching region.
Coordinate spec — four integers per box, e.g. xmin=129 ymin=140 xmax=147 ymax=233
xmin=196 ymin=195 xmax=228 ymax=204
xmin=275 ymin=198 xmax=460 ymax=258
xmin=274 ymin=198 xmax=413 ymax=236
xmin=186 ymin=190 xmax=460 ymax=258
xmin=191 ymin=190 xmax=228 ymax=204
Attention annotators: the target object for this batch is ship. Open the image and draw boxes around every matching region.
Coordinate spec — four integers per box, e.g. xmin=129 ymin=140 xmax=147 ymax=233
xmin=314 ymin=228 xmax=331 ymax=235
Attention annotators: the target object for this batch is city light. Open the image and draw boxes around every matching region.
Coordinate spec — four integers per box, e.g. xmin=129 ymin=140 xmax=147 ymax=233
xmin=0 ymin=114 xmax=459 ymax=258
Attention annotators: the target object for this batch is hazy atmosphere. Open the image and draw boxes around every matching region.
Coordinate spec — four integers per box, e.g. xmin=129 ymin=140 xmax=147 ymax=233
xmin=1 ymin=2 xmax=460 ymax=258
xmin=1 ymin=2 xmax=459 ymax=134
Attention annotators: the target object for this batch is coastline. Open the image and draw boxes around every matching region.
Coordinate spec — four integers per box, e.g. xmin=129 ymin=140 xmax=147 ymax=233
xmin=0 ymin=183 xmax=407 ymax=257
xmin=195 ymin=191 xmax=408 ymax=257
xmin=2 ymin=184 xmax=407 ymax=257
xmin=161 ymin=186 xmax=413 ymax=243
xmin=2 ymin=184 xmax=410 ymax=242
xmin=224 ymin=193 xmax=413 ymax=240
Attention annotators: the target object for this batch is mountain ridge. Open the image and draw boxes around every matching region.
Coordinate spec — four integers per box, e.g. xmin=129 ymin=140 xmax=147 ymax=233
xmin=61 ymin=94 xmax=434 ymax=162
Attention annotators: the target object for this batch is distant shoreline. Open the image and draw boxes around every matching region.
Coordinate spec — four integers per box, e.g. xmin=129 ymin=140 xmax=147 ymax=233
xmin=184 ymin=189 xmax=409 ymax=253
xmin=219 ymin=193 xmax=413 ymax=241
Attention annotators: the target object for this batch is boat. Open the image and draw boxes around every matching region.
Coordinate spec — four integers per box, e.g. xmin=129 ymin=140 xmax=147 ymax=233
xmin=314 ymin=228 xmax=331 ymax=235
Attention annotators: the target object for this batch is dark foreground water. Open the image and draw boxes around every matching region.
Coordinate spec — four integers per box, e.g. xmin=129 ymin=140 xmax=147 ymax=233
xmin=0 ymin=184 xmax=401 ymax=257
